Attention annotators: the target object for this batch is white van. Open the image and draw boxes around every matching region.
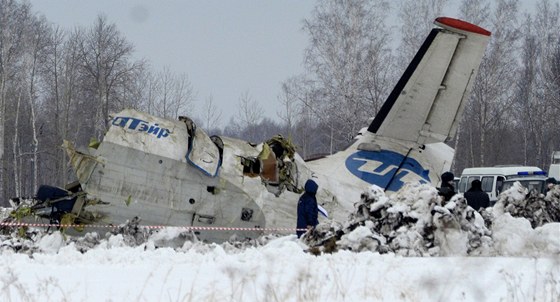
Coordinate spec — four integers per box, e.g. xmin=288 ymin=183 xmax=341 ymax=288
xmin=458 ymin=166 xmax=545 ymax=204
xmin=548 ymin=151 xmax=560 ymax=180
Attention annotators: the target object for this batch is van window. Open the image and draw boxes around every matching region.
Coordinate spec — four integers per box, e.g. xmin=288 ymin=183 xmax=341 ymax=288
xmin=496 ymin=176 xmax=504 ymax=193
xmin=458 ymin=177 xmax=467 ymax=193
xmin=468 ymin=176 xmax=480 ymax=189
xmin=481 ymin=176 xmax=494 ymax=192
xmin=461 ymin=176 xmax=481 ymax=192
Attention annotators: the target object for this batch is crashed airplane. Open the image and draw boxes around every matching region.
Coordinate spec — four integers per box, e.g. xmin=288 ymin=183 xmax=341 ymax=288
xmin=10 ymin=17 xmax=491 ymax=242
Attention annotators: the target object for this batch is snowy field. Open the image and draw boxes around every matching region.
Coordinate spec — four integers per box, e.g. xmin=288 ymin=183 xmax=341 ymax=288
xmin=1 ymin=183 xmax=559 ymax=302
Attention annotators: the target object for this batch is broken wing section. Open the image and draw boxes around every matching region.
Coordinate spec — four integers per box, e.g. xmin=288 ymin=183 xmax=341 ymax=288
xmin=367 ymin=17 xmax=491 ymax=145
xmin=63 ymin=140 xmax=101 ymax=186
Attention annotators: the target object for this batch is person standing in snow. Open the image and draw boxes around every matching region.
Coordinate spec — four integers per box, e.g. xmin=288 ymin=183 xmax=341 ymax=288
xmin=297 ymin=179 xmax=319 ymax=238
xmin=437 ymin=171 xmax=456 ymax=202
xmin=464 ymin=179 xmax=490 ymax=211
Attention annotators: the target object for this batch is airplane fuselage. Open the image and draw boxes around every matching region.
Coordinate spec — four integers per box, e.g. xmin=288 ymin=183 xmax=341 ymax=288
xmin=62 ymin=17 xmax=490 ymax=242
xmin=64 ymin=110 xmax=452 ymax=242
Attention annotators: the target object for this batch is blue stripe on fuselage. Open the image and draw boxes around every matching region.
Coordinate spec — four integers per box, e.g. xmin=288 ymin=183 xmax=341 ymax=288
xmin=345 ymin=150 xmax=430 ymax=191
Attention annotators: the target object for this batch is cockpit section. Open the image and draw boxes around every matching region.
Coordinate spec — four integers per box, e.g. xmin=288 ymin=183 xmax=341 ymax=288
xmin=179 ymin=116 xmax=223 ymax=177
xmin=101 ymin=110 xmax=303 ymax=198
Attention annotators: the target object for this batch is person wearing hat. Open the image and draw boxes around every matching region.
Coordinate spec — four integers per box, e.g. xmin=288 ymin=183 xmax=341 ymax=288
xmin=546 ymin=177 xmax=557 ymax=192
xmin=438 ymin=171 xmax=456 ymax=202
xmin=296 ymin=179 xmax=319 ymax=238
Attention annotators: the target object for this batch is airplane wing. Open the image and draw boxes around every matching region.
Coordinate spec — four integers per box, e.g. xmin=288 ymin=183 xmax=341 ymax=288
xmin=367 ymin=17 xmax=491 ymax=145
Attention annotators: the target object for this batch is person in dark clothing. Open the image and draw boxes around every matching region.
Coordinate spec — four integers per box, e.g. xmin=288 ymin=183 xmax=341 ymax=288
xmin=296 ymin=179 xmax=319 ymax=238
xmin=464 ymin=179 xmax=490 ymax=211
xmin=546 ymin=177 xmax=557 ymax=192
xmin=437 ymin=171 xmax=456 ymax=202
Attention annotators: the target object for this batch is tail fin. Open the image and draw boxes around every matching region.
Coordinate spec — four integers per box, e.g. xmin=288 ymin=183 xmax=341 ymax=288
xmin=367 ymin=17 xmax=491 ymax=145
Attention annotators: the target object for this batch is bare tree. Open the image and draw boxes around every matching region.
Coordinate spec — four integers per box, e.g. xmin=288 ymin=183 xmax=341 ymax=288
xmin=277 ymin=77 xmax=301 ymax=140
xmin=43 ymin=25 xmax=67 ymax=185
xmin=146 ymin=66 xmax=196 ymax=119
xmin=458 ymin=0 xmax=491 ymax=26
xmin=79 ymin=14 xmax=141 ymax=138
xmin=278 ymin=75 xmax=320 ymax=158
xmin=40 ymin=27 xmax=87 ymax=185
xmin=155 ymin=67 xmax=177 ymax=118
xmin=112 ymin=58 xmax=148 ymax=111
xmin=235 ymin=90 xmax=263 ymax=142
xmin=0 ymin=0 xmax=30 ymax=202
xmin=532 ymin=0 xmax=560 ymax=167
xmin=296 ymin=0 xmax=394 ymax=153
xmin=137 ymin=67 xmax=161 ymax=116
xmin=169 ymin=72 xmax=195 ymax=118
xmin=455 ymin=0 xmax=521 ymax=168
xmin=396 ymin=0 xmax=449 ymax=69
xmin=19 ymin=15 xmax=50 ymax=194
xmin=200 ymin=95 xmax=223 ymax=130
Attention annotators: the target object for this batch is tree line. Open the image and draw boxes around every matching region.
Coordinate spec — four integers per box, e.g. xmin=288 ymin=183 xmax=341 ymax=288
xmin=0 ymin=0 xmax=558 ymax=205
xmin=279 ymin=0 xmax=560 ymax=175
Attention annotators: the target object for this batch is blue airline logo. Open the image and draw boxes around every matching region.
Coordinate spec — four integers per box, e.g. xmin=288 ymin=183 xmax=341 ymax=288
xmin=345 ymin=150 xmax=430 ymax=191
xmin=112 ymin=116 xmax=170 ymax=139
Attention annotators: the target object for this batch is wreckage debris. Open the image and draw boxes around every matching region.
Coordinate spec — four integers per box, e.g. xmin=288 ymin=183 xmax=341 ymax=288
xmin=1 ymin=181 xmax=558 ymax=256
xmin=493 ymin=182 xmax=560 ymax=228
xmin=303 ymin=182 xmax=560 ymax=256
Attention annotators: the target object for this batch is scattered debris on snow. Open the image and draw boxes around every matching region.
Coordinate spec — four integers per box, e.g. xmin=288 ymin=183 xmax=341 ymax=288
xmin=0 ymin=182 xmax=558 ymax=257
xmin=302 ymin=183 xmax=559 ymax=257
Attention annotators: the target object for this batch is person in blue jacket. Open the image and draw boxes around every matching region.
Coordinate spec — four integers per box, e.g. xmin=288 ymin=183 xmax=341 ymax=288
xmin=297 ymin=179 xmax=319 ymax=238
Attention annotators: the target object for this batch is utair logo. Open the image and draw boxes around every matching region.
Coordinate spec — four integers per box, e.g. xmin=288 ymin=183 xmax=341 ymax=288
xmin=345 ymin=150 xmax=430 ymax=191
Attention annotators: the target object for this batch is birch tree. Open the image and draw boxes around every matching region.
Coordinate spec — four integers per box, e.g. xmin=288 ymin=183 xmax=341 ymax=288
xmin=0 ymin=0 xmax=29 ymax=202
xmin=235 ymin=90 xmax=263 ymax=142
xmin=200 ymin=95 xmax=223 ymax=132
xmin=21 ymin=16 xmax=50 ymax=194
xmin=455 ymin=0 xmax=521 ymax=167
xmin=297 ymin=0 xmax=394 ymax=152
xmin=278 ymin=75 xmax=322 ymax=158
xmin=396 ymin=0 xmax=448 ymax=69
xmin=533 ymin=0 xmax=560 ymax=167
xmin=79 ymin=14 xmax=141 ymax=138
xmin=142 ymin=66 xmax=196 ymax=119
xmin=42 ymin=25 xmax=67 ymax=185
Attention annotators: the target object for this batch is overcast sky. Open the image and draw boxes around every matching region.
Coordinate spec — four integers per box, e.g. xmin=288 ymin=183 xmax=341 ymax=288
xmin=28 ymin=0 xmax=538 ymax=127
xmin=29 ymin=0 xmax=316 ymax=126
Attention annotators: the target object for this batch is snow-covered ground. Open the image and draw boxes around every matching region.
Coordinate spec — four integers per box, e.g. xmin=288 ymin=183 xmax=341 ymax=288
xmin=1 ymin=183 xmax=559 ymax=302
